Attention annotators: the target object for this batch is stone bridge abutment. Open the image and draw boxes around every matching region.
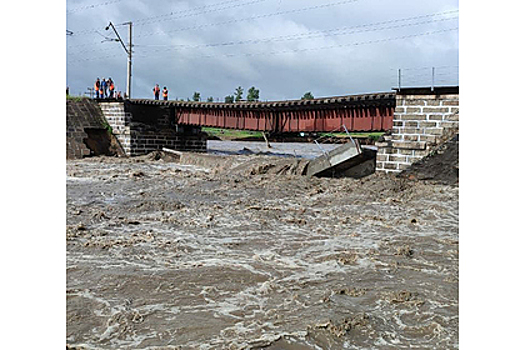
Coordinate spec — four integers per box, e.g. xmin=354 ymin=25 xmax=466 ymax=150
xmin=375 ymin=87 xmax=459 ymax=173
xmin=98 ymin=101 xmax=207 ymax=156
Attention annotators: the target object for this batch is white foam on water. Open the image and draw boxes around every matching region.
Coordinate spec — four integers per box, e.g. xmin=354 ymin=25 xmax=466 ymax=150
xmin=67 ymin=176 xmax=96 ymax=182
xmin=68 ymin=289 xmax=112 ymax=310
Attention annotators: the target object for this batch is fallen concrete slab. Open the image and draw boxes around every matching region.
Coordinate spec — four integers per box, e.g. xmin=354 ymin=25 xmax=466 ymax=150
xmin=305 ymin=142 xmax=376 ymax=178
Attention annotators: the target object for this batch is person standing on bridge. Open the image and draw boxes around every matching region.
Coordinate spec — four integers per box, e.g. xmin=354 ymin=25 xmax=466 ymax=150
xmin=162 ymin=87 xmax=168 ymax=101
xmin=153 ymin=84 xmax=160 ymax=100
xmin=94 ymin=78 xmax=100 ymax=99
xmin=108 ymin=78 xmax=115 ymax=98
xmin=100 ymin=78 xmax=107 ymax=99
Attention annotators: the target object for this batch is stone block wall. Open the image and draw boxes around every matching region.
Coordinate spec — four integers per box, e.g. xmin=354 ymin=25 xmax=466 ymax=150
xmin=98 ymin=102 xmax=132 ymax=155
xmin=67 ymin=98 xmax=113 ymax=159
xmin=128 ymin=127 xmax=206 ymax=156
xmin=99 ymin=101 xmax=206 ymax=156
xmin=375 ymin=88 xmax=459 ymax=173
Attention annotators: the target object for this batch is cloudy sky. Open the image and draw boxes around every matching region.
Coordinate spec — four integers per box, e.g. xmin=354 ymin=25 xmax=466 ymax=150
xmin=66 ymin=0 xmax=459 ymax=100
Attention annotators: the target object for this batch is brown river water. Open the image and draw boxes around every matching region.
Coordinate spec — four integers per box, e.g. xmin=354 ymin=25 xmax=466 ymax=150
xmin=66 ymin=144 xmax=458 ymax=349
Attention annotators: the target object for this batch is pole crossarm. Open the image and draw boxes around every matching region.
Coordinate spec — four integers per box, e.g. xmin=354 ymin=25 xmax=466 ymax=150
xmin=106 ymin=21 xmax=130 ymax=55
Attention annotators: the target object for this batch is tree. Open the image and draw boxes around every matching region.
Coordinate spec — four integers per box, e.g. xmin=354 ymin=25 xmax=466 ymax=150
xmin=192 ymin=92 xmax=201 ymax=102
xmin=247 ymin=86 xmax=260 ymax=102
xmin=301 ymin=92 xmax=314 ymax=100
xmin=207 ymin=97 xmax=214 ymax=102
xmin=224 ymin=95 xmax=234 ymax=103
xmin=234 ymin=86 xmax=243 ymax=102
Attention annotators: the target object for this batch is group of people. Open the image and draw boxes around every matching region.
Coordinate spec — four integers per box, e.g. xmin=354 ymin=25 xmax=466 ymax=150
xmin=153 ymin=84 xmax=169 ymax=101
xmin=93 ymin=79 xmax=168 ymax=100
xmin=94 ymin=77 xmax=122 ymax=99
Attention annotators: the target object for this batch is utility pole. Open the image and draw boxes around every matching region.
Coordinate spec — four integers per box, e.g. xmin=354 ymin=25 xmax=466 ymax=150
xmin=66 ymin=30 xmax=73 ymax=92
xmin=126 ymin=22 xmax=132 ymax=99
xmin=105 ymin=21 xmax=133 ymax=98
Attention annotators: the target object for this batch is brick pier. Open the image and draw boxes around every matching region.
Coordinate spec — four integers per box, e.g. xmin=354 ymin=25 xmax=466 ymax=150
xmin=375 ymin=87 xmax=459 ymax=173
xmin=98 ymin=100 xmax=207 ymax=156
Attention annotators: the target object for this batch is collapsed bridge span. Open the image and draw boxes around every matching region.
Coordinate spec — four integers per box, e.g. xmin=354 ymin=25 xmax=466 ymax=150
xmin=127 ymin=92 xmax=395 ymax=134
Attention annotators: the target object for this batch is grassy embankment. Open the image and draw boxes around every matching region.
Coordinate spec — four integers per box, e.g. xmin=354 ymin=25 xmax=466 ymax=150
xmin=203 ymin=128 xmax=265 ymax=140
xmin=203 ymin=127 xmax=383 ymax=141
xmin=66 ymin=95 xmax=88 ymax=102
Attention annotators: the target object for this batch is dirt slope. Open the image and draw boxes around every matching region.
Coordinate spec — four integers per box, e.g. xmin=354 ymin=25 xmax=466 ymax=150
xmin=399 ymin=134 xmax=459 ymax=185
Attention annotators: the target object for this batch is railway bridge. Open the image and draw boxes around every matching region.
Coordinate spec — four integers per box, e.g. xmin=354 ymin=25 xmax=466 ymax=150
xmin=126 ymin=92 xmax=395 ymax=134
xmin=87 ymin=87 xmax=458 ymax=173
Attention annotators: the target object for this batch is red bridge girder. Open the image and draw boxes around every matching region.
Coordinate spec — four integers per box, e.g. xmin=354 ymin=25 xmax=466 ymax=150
xmin=128 ymin=92 xmax=395 ymax=133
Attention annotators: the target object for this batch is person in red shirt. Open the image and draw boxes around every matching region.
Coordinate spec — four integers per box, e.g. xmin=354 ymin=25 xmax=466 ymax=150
xmin=94 ymin=78 xmax=100 ymax=99
xmin=108 ymin=78 xmax=115 ymax=98
xmin=153 ymin=84 xmax=160 ymax=100
xmin=162 ymin=87 xmax=168 ymax=101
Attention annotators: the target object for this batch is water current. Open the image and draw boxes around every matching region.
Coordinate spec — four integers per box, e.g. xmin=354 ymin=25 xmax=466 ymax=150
xmin=67 ymin=141 xmax=458 ymax=349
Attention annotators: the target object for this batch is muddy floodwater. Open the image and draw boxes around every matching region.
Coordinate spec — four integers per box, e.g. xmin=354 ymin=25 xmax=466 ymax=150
xmin=66 ymin=144 xmax=458 ymax=350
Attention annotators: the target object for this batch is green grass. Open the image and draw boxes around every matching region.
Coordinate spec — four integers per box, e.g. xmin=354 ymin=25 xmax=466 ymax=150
xmin=204 ymin=128 xmax=384 ymax=141
xmin=66 ymin=95 xmax=88 ymax=102
xmin=101 ymin=120 xmax=113 ymax=135
xmin=203 ymin=128 xmax=264 ymax=140
xmin=320 ymin=132 xmax=384 ymax=141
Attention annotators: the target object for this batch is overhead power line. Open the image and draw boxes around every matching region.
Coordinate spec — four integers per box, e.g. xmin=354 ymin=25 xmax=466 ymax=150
xmin=191 ymin=9 xmax=458 ymax=48
xmin=68 ymin=27 xmax=458 ymax=64
xmin=130 ymin=0 xmax=272 ymax=27
xmin=71 ymin=0 xmax=273 ymax=36
xmin=134 ymin=0 xmax=362 ymax=38
xmin=67 ymin=0 xmax=364 ymax=47
xmin=67 ymin=0 xmax=124 ymax=14
xmin=68 ymin=11 xmax=458 ymax=57
xmin=194 ymin=27 xmax=459 ymax=59
xmin=134 ymin=15 xmax=459 ymax=52
xmin=68 ymin=52 xmax=123 ymax=64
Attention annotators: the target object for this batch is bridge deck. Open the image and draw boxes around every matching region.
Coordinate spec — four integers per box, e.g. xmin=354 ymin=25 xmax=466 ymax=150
xmin=112 ymin=92 xmax=396 ymax=133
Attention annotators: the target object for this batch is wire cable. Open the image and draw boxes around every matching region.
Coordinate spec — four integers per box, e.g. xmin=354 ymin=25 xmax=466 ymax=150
xmin=68 ymin=12 xmax=458 ymax=57
xmin=134 ymin=0 xmax=362 ymax=38
xmin=137 ymin=9 xmax=458 ymax=47
xmin=130 ymin=0 xmax=272 ymax=26
xmin=71 ymin=0 xmax=273 ymax=36
xmin=133 ymin=15 xmax=458 ymax=52
xmin=67 ymin=0 xmax=124 ymax=14
xmin=68 ymin=27 xmax=458 ymax=64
